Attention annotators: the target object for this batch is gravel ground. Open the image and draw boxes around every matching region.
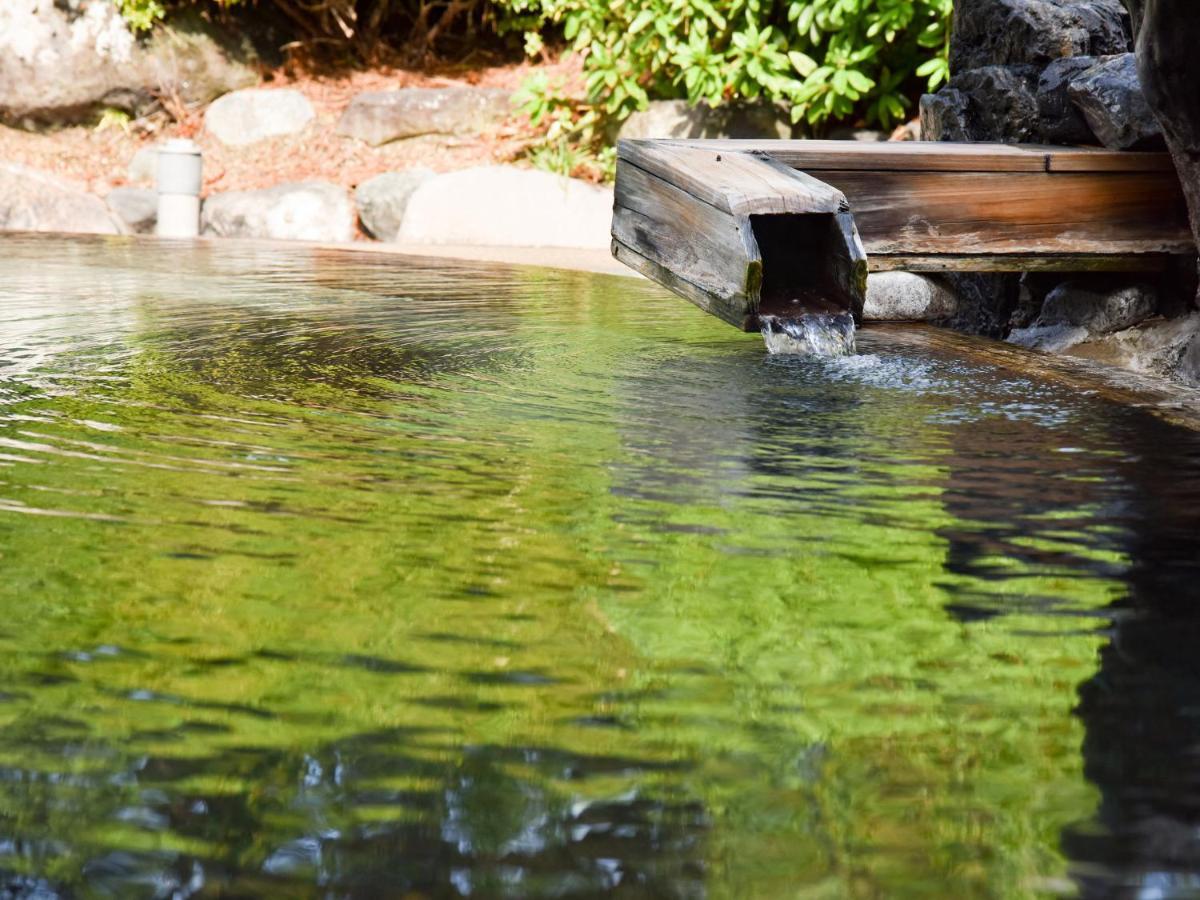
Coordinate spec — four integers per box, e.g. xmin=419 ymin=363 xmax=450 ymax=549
xmin=0 ymin=55 xmax=585 ymax=198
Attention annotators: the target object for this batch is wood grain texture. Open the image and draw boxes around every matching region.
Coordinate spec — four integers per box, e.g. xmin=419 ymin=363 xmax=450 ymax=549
xmin=658 ymin=139 xmax=1177 ymax=173
xmin=613 ymin=159 xmax=760 ymax=312
xmin=617 ymin=141 xmax=847 ymax=216
xmin=611 ymin=238 xmax=756 ymax=330
xmin=868 ymin=254 xmax=1178 ymax=272
xmin=816 ymin=170 xmax=1194 ymax=255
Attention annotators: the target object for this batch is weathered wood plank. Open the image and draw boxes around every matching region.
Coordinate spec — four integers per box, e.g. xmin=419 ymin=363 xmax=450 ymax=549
xmin=868 ymin=253 xmax=1179 ymax=273
xmin=817 ymin=170 xmax=1193 ymax=255
xmin=617 ymin=141 xmax=847 ymax=216
xmin=611 ymin=237 xmax=756 ymax=330
xmin=612 ymin=160 xmax=760 ymax=315
xmin=657 ymin=139 xmax=1177 ymax=173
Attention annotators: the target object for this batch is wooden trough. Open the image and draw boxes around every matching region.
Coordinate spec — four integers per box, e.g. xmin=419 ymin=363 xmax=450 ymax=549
xmin=611 ymin=139 xmax=1195 ymax=331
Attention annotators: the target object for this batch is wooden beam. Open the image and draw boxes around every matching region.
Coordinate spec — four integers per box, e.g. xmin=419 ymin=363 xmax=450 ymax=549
xmin=617 ymin=141 xmax=848 ymax=216
xmin=868 ymin=253 xmax=1179 ymax=273
xmin=644 ymin=138 xmax=1178 ymax=173
xmin=612 ymin=159 xmax=761 ymax=327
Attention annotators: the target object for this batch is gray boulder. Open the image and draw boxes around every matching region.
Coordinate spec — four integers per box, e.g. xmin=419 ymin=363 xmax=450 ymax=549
xmin=202 ymin=182 xmax=355 ymax=243
xmin=336 ymin=88 xmax=512 ymax=147
xmin=863 ymin=272 xmax=959 ymax=321
xmin=397 ymin=166 xmax=613 ymax=249
xmin=1007 ymin=323 xmax=1092 ymax=353
xmin=920 ymin=88 xmax=973 ymax=142
xmin=617 ymin=100 xmax=793 ymax=142
xmin=1066 ymin=313 xmax=1200 ymax=381
xmin=0 ymin=1 xmax=256 ymax=127
xmin=0 ymin=163 xmax=124 ymax=235
xmin=1037 ymin=280 xmax=1159 ymax=333
xmin=106 ymin=187 xmax=157 ymax=234
xmin=128 ymin=145 xmax=159 ymax=187
xmin=1068 ymin=53 xmax=1164 ymax=149
xmin=205 ymin=89 xmax=315 ymax=147
xmin=950 ymin=0 xmax=1131 ymax=74
xmin=922 ymin=66 xmax=1041 ymax=142
xmin=1037 ymin=56 xmax=1100 ymax=143
xmin=355 ymin=169 xmax=435 ymax=242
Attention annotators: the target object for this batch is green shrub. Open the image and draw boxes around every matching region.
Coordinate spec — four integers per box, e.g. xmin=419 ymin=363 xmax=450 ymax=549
xmin=510 ymin=0 xmax=950 ymax=176
xmin=515 ymin=0 xmax=950 ymax=128
xmin=112 ymin=0 xmax=951 ymax=179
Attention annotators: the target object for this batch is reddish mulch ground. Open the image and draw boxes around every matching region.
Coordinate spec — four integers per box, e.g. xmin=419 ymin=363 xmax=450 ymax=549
xmin=0 ymin=54 xmax=585 ymax=199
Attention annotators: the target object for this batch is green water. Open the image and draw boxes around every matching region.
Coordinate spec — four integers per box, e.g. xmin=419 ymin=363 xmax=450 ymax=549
xmin=1 ymin=235 xmax=1199 ymax=898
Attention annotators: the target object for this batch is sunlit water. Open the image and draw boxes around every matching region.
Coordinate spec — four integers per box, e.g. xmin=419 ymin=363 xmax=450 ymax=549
xmin=0 ymin=235 xmax=1199 ymax=897
xmin=760 ymin=312 xmax=857 ymax=357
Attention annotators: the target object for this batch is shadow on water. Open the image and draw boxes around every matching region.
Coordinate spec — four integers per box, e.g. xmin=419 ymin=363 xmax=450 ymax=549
xmin=921 ymin=357 xmax=1200 ymax=895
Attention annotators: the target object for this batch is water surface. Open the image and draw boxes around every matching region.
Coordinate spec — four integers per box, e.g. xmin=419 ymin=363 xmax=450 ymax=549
xmin=0 ymin=235 xmax=1199 ymax=897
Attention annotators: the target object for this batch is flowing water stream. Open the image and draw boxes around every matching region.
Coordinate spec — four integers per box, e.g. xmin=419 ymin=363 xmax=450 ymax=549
xmin=759 ymin=312 xmax=857 ymax=356
xmin=0 ymin=234 xmax=1199 ymax=897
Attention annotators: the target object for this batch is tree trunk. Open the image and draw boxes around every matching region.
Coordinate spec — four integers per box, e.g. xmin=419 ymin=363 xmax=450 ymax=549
xmin=1130 ymin=0 xmax=1200 ymax=273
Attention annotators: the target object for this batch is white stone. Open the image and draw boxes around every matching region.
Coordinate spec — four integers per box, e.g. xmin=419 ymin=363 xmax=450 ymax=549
xmin=617 ymin=99 xmax=792 ymax=142
xmin=0 ymin=1 xmax=255 ymax=126
xmin=0 ymin=163 xmax=124 ymax=235
xmin=201 ymin=182 xmax=355 ymax=242
xmin=863 ymin=272 xmax=959 ymax=321
xmin=205 ymin=89 xmax=315 ymax=147
xmin=105 ymin=187 xmax=157 ymax=234
xmin=128 ymin=145 xmax=159 ymax=186
xmin=355 ymin=169 xmax=435 ymax=241
xmin=397 ymin=166 xmax=614 ymax=249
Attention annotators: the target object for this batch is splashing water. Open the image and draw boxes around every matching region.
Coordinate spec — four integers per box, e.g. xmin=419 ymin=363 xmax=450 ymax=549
xmin=759 ymin=312 xmax=857 ymax=357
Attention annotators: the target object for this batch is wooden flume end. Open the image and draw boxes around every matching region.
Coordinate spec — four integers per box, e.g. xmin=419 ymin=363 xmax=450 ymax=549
xmin=611 ymin=139 xmax=1194 ymax=333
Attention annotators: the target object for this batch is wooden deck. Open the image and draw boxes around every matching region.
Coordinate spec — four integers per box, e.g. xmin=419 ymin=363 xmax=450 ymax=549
xmin=611 ymin=139 xmax=1194 ymax=331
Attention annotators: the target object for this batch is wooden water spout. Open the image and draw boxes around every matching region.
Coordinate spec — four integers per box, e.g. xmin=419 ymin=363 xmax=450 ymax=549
xmin=612 ymin=139 xmax=1195 ymax=331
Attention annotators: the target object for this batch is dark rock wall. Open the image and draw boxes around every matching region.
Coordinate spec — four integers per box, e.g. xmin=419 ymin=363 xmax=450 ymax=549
xmin=920 ymin=0 xmax=1198 ymax=341
xmin=1130 ymin=0 xmax=1200 ymax=264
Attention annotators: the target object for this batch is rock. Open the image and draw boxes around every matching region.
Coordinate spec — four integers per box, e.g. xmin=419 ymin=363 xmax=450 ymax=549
xmin=0 ymin=163 xmax=124 ymax=235
xmin=1132 ymin=0 xmax=1200 ymax=283
xmin=941 ymin=273 xmax=1023 ymax=338
xmin=1037 ymin=280 xmax=1159 ymax=333
xmin=920 ymin=88 xmax=974 ymax=142
xmin=1008 ymin=322 xmax=1092 ymax=352
xmin=950 ymin=0 xmax=1131 ymax=74
xmin=128 ymin=146 xmax=159 ymax=187
xmin=201 ymin=182 xmax=354 ymax=242
xmin=889 ymin=120 xmax=922 ymax=141
xmin=1037 ymin=56 xmax=1100 ymax=143
xmin=922 ymin=65 xmax=1041 ymax=142
xmin=106 ymin=187 xmax=157 ymax=234
xmin=205 ymin=89 xmax=315 ymax=147
xmin=336 ymin=88 xmax=512 ymax=147
xmin=1067 ymin=312 xmax=1200 ymax=380
xmin=0 ymin=1 xmax=256 ymax=127
xmin=355 ymin=169 xmax=435 ymax=242
xmin=1068 ymin=53 xmax=1163 ymax=149
xmin=397 ymin=166 xmax=613 ymax=249
xmin=863 ymin=272 xmax=959 ymax=321
xmin=616 ymin=100 xmax=793 ymax=142
xmin=827 ymin=127 xmax=888 ymax=142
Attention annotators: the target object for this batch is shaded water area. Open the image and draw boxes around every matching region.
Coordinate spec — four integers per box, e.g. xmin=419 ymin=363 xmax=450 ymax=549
xmin=0 ymin=234 xmax=1199 ymax=897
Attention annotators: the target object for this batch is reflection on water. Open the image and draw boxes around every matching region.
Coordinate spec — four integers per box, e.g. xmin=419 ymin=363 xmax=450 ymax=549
xmin=0 ymin=235 xmax=1199 ymax=896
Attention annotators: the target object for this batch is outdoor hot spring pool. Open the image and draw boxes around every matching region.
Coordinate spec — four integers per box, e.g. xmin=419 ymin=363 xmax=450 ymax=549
xmin=2 ymin=233 xmax=1200 ymax=898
